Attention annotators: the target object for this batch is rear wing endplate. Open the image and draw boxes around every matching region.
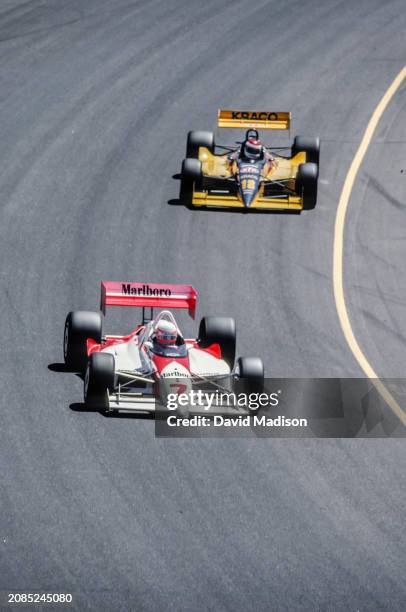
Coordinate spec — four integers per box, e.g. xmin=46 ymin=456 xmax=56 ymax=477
xmin=100 ymin=282 xmax=197 ymax=318
xmin=218 ymin=109 xmax=291 ymax=130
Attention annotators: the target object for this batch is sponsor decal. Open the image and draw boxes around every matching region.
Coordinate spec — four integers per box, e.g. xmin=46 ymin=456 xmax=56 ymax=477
xmin=122 ymin=283 xmax=172 ymax=297
xmin=161 ymin=370 xmax=190 ymax=379
xmin=240 ymin=172 xmax=260 ymax=179
xmin=240 ymin=165 xmax=259 ymax=174
xmin=231 ymin=111 xmax=279 ymax=121
xmin=160 ymin=362 xmax=190 ymax=379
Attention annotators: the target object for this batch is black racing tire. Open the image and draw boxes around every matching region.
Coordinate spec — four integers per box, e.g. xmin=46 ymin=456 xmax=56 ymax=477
xmin=296 ymin=163 xmax=318 ymax=210
xmin=186 ymin=130 xmax=215 ymax=158
xmin=64 ymin=310 xmax=102 ymax=372
xmin=292 ymin=136 xmax=320 ymax=166
xmin=182 ymin=157 xmax=202 ymax=180
xmin=84 ymin=352 xmax=115 ymax=411
xmin=234 ymin=356 xmax=264 ymax=413
xmin=198 ymin=316 xmax=236 ymax=369
xmin=179 ymin=158 xmax=203 ymax=203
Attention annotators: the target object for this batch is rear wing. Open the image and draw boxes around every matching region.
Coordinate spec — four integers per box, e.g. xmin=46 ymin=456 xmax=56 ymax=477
xmin=218 ymin=109 xmax=291 ymax=130
xmin=100 ymin=282 xmax=197 ymax=319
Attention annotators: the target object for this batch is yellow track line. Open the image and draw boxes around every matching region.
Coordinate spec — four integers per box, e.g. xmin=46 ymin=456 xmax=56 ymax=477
xmin=333 ymin=65 xmax=406 ymax=427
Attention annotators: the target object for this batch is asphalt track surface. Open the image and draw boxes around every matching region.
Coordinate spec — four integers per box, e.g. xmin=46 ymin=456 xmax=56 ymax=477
xmin=1 ymin=1 xmax=406 ymax=610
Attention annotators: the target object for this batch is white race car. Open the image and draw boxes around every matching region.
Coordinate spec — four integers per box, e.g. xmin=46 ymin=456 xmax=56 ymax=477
xmin=63 ymin=281 xmax=264 ymax=415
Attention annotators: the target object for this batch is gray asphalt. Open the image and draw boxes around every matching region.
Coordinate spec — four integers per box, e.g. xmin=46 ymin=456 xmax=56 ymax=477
xmin=1 ymin=1 xmax=406 ymax=610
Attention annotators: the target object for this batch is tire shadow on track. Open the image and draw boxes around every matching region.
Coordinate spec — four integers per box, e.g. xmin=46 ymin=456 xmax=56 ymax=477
xmin=48 ymin=362 xmax=71 ymax=373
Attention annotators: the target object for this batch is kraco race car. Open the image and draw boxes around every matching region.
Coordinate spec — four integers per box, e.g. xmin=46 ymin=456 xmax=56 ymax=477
xmin=180 ymin=109 xmax=320 ymax=211
xmin=63 ymin=282 xmax=264 ymax=415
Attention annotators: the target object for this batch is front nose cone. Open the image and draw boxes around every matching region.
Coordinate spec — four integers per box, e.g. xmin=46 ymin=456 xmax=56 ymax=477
xmin=242 ymin=190 xmax=254 ymax=207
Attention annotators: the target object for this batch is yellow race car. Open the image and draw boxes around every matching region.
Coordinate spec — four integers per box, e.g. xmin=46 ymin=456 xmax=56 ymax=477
xmin=180 ymin=109 xmax=320 ymax=211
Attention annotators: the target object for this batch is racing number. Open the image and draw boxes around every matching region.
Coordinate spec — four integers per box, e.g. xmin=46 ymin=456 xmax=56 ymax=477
xmin=241 ymin=178 xmax=256 ymax=190
xmin=169 ymin=383 xmax=188 ymax=395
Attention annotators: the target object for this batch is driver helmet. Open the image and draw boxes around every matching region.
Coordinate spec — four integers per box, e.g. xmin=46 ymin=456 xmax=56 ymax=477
xmin=154 ymin=319 xmax=177 ymax=346
xmin=243 ymin=136 xmax=263 ymax=160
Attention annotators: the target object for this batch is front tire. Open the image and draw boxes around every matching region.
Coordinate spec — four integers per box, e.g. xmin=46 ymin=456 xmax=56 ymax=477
xmin=235 ymin=356 xmax=264 ymax=390
xmin=186 ymin=130 xmax=215 ymax=158
xmin=84 ymin=352 xmax=115 ymax=411
xmin=64 ymin=311 xmax=102 ymax=372
xmin=234 ymin=356 xmax=265 ymax=414
xmin=179 ymin=158 xmax=203 ymax=203
xmin=198 ymin=316 xmax=236 ymax=369
xmin=292 ymin=136 xmax=320 ymax=166
xmin=296 ymin=163 xmax=318 ymax=210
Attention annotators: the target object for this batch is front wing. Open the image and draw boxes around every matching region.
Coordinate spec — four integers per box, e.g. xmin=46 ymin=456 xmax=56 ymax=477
xmin=107 ymin=390 xmax=251 ymax=416
xmin=104 ymin=372 xmax=252 ymax=416
xmin=192 ymin=191 xmax=303 ymax=211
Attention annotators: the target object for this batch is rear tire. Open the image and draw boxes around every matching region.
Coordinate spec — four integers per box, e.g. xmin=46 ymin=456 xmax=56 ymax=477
xmin=292 ymin=136 xmax=320 ymax=166
xmin=198 ymin=316 xmax=236 ymax=369
xmin=64 ymin=311 xmax=102 ymax=372
xmin=186 ymin=130 xmax=215 ymax=158
xmin=84 ymin=352 xmax=115 ymax=411
xmin=296 ymin=163 xmax=318 ymax=210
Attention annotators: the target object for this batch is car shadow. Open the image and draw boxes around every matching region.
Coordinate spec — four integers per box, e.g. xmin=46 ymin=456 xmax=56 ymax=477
xmin=69 ymin=402 xmax=154 ymax=420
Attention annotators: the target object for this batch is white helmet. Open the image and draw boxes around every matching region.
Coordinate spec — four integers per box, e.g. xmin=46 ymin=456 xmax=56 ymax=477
xmin=155 ymin=319 xmax=177 ymax=346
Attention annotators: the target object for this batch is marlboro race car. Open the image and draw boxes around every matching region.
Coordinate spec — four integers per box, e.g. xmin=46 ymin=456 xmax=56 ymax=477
xmin=179 ymin=109 xmax=320 ymax=211
xmin=63 ymin=282 xmax=264 ymax=415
